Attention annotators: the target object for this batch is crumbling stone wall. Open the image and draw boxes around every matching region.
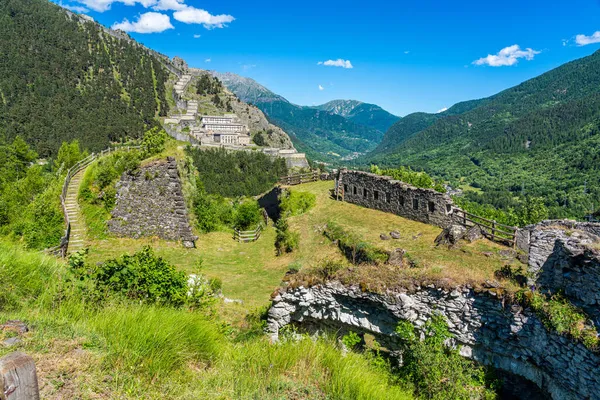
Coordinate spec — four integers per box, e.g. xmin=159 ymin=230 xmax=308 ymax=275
xmin=268 ymin=282 xmax=600 ymax=400
xmin=108 ymin=157 xmax=197 ymax=247
xmin=337 ymin=169 xmax=454 ymax=228
xmin=517 ymin=220 xmax=600 ymax=327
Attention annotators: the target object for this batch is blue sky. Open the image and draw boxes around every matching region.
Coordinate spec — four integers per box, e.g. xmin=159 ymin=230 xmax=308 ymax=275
xmin=55 ymin=0 xmax=600 ymax=116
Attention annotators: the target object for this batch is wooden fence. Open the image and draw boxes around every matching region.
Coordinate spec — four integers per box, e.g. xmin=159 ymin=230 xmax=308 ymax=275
xmin=46 ymin=145 xmax=141 ymax=258
xmin=279 ymin=171 xmax=319 ymax=186
xmin=233 ymin=225 xmax=262 ymax=243
xmin=453 ymin=208 xmax=518 ymax=247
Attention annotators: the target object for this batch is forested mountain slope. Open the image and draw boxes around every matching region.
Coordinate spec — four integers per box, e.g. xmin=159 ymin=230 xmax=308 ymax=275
xmin=0 ymin=0 xmax=170 ymax=157
xmin=212 ymin=72 xmax=386 ymax=162
xmin=314 ymin=100 xmax=400 ymax=133
xmin=368 ymin=49 xmax=600 ymax=219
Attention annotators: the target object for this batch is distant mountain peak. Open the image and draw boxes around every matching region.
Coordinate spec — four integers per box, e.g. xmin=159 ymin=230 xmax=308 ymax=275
xmin=210 ymin=71 xmax=288 ymax=104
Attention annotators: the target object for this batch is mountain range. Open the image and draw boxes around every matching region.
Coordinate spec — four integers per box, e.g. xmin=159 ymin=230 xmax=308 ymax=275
xmin=212 ymin=72 xmax=399 ymax=162
xmin=365 ymin=49 xmax=600 ymax=219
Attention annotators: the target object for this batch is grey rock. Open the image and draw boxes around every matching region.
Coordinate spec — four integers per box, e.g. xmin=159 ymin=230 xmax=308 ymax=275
xmin=390 ymin=230 xmax=401 ymax=239
xmin=434 ymin=224 xmax=467 ymax=246
xmin=465 ymin=226 xmax=484 ymax=242
xmin=380 ymin=233 xmax=391 ymax=241
xmin=387 ymin=248 xmax=405 ymax=267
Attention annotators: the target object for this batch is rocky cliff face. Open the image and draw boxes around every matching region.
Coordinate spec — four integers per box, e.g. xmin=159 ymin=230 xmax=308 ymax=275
xmin=107 ymin=157 xmax=197 ymax=247
xmin=268 ymin=282 xmax=600 ymax=400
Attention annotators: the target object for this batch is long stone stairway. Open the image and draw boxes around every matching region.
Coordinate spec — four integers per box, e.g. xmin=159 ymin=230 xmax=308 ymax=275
xmin=64 ymin=168 xmax=87 ymax=254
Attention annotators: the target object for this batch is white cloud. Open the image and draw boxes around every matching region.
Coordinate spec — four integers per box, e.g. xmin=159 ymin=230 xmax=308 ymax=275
xmin=404 ymin=50 xmax=410 ymax=54
xmin=56 ymin=1 xmax=90 ymax=13
xmin=575 ymin=31 xmax=600 ymax=46
xmin=242 ymin=64 xmax=256 ymax=71
xmin=436 ymin=107 xmax=448 ymax=113
xmin=193 ymin=34 xmax=201 ymax=38
xmin=173 ymin=7 xmax=235 ymax=29
xmin=152 ymin=0 xmax=185 ymax=11
xmin=318 ymin=85 xmax=324 ymax=91
xmin=317 ymin=59 xmax=353 ymax=69
xmin=205 ymin=58 xmax=211 ymax=63
xmin=75 ymin=0 xmax=157 ymax=12
xmin=112 ymin=12 xmax=174 ymax=33
xmin=473 ymin=45 xmax=540 ymax=67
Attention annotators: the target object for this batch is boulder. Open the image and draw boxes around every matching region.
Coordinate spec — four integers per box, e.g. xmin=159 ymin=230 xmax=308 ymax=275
xmin=390 ymin=231 xmax=401 ymax=239
xmin=387 ymin=248 xmax=405 ymax=267
xmin=434 ymin=224 xmax=467 ymax=246
xmin=465 ymin=226 xmax=484 ymax=242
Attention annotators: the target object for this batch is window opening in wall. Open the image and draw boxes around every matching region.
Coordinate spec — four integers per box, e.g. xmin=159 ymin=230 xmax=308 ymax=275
xmin=344 ymin=184 xmax=348 ymax=193
xmin=428 ymin=201 xmax=435 ymax=213
xmin=413 ymin=198 xmax=419 ymax=210
xmin=353 ymin=186 xmax=357 ymax=195
xmin=374 ymin=190 xmax=379 ymax=200
xmin=386 ymin=192 xmax=391 ymax=203
xmin=399 ymin=196 xmax=405 ymax=206
xmin=363 ymin=188 xmax=369 ymax=197
xmin=446 ymin=204 xmax=452 ymax=213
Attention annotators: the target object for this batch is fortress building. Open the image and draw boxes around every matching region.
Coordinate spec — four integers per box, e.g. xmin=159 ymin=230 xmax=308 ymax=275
xmin=196 ymin=114 xmax=251 ymax=146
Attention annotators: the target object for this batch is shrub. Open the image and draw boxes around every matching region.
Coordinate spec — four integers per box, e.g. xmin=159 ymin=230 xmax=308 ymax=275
xmin=396 ymin=314 xmax=498 ymax=399
xmin=142 ymin=127 xmax=168 ymax=157
xmin=234 ymin=200 xmax=262 ymax=230
xmin=342 ymin=331 xmax=362 ymax=350
xmin=324 ymin=222 xmax=388 ymax=265
xmin=274 ymin=217 xmax=299 ymax=255
xmin=279 ymin=190 xmax=316 ymax=216
xmin=94 ymin=246 xmax=188 ymax=307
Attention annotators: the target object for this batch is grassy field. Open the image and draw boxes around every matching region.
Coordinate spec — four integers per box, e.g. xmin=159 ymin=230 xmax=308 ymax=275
xmin=84 ymin=179 xmax=518 ymax=325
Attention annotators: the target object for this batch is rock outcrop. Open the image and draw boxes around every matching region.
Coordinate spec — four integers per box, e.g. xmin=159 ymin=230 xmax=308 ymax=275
xmin=108 ymin=157 xmax=197 ymax=247
xmin=268 ymin=283 xmax=600 ymax=400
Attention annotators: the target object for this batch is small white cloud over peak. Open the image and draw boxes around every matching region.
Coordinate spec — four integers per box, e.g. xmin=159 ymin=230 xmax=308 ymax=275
xmin=205 ymin=58 xmax=211 ymax=63
xmin=193 ymin=34 xmax=201 ymax=38
xmin=576 ymin=31 xmax=600 ymax=46
xmin=404 ymin=50 xmax=410 ymax=54
xmin=152 ymin=0 xmax=186 ymax=11
xmin=55 ymin=1 xmax=90 ymax=13
xmin=437 ymin=107 xmax=448 ymax=113
xmin=473 ymin=45 xmax=540 ymax=67
xmin=242 ymin=64 xmax=256 ymax=71
xmin=318 ymin=85 xmax=324 ymax=91
xmin=173 ymin=7 xmax=234 ymax=29
xmin=318 ymin=59 xmax=353 ymax=69
xmin=76 ymin=0 xmax=156 ymax=12
xmin=112 ymin=12 xmax=174 ymax=33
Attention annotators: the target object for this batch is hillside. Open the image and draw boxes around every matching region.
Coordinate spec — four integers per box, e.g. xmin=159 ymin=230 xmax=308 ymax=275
xmin=368 ymin=49 xmax=600 ymax=219
xmin=211 ymin=72 xmax=386 ymax=162
xmin=0 ymin=0 xmax=170 ymax=157
xmin=315 ymin=99 xmax=400 ymax=133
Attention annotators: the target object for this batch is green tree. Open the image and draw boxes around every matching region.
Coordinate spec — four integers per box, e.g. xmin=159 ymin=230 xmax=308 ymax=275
xmin=142 ymin=127 xmax=168 ymax=156
xmin=234 ymin=200 xmax=262 ymax=230
xmin=54 ymin=140 xmax=85 ymax=171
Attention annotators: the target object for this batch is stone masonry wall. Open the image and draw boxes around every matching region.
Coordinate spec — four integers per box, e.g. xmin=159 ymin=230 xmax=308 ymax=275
xmin=268 ymin=282 xmax=600 ymax=400
xmin=337 ymin=169 xmax=454 ymax=228
xmin=108 ymin=157 xmax=197 ymax=247
xmin=518 ymin=221 xmax=600 ymax=327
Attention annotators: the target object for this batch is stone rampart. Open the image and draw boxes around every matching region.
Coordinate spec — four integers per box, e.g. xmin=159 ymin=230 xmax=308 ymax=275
xmin=108 ymin=157 xmax=197 ymax=247
xmin=268 ymin=282 xmax=600 ymax=400
xmin=337 ymin=169 xmax=454 ymax=228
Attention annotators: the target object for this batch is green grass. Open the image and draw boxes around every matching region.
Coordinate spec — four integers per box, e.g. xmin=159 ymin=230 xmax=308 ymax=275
xmin=0 ymin=241 xmax=413 ymax=399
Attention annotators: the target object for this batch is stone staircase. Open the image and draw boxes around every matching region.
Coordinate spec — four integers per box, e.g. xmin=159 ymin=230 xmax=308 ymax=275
xmin=64 ymin=168 xmax=87 ymax=254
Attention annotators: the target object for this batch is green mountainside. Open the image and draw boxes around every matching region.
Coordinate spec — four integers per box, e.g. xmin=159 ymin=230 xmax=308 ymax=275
xmin=367 ymin=49 xmax=600 ymax=219
xmin=314 ymin=99 xmax=400 ymax=133
xmin=0 ymin=0 xmax=170 ymax=157
xmin=212 ymin=72 xmax=387 ymax=162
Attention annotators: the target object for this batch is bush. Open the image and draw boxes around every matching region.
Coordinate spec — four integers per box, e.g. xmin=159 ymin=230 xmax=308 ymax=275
xmin=275 ymin=217 xmax=299 ymax=255
xmin=142 ymin=127 xmax=168 ymax=157
xmin=234 ymin=200 xmax=262 ymax=230
xmin=396 ymin=314 xmax=498 ymax=399
xmin=94 ymin=246 xmax=188 ymax=307
xmin=279 ymin=190 xmax=316 ymax=217
xmin=324 ymin=222 xmax=389 ymax=265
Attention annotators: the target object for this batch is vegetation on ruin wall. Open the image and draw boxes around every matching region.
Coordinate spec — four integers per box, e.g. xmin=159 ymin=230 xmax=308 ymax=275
xmin=0 ymin=241 xmax=413 ymax=399
xmin=186 ymin=146 xmax=288 ymax=197
xmin=369 ymin=165 xmax=446 ymax=193
xmin=0 ymin=137 xmax=87 ymax=249
xmin=0 ymin=0 xmax=169 ymax=157
xmin=324 ymin=221 xmax=389 ymax=265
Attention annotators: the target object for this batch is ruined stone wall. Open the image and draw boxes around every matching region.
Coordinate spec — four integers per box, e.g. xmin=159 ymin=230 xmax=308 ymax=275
xmin=268 ymin=283 xmax=600 ymax=400
xmin=519 ymin=221 xmax=600 ymax=327
xmin=108 ymin=157 xmax=197 ymax=247
xmin=337 ymin=170 xmax=454 ymax=228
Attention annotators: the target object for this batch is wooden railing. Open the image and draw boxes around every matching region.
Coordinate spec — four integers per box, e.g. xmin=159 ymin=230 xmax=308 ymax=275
xmin=453 ymin=208 xmax=517 ymax=247
xmin=233 ymin=224 xmax=262 ymax=243
xmin=279 ymin=171 xmax=319 ymax=186
xmin=46 ymin=145 xmax=141 ymax=258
